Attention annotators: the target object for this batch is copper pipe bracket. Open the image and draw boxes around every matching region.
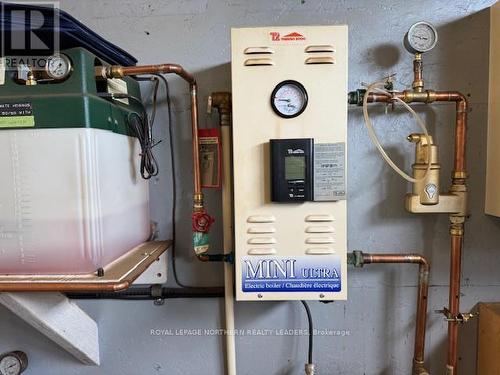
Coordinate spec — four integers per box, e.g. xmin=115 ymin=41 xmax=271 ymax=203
xmin=0 ymin=241 xmax=171 ymax=292
xmin=436 ymin=307 xmax=476 ymax=324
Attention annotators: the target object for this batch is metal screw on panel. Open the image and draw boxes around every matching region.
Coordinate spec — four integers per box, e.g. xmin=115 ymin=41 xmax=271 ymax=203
xmin=319 ymin=294 xmax=325 ymax=299
xmin=154 ymin=298 xmax=165 ymax=306
xmin=258 ymin=294 xmax=263 ymax=299
xmin=96 ymin=268 xmax=104 ymax=277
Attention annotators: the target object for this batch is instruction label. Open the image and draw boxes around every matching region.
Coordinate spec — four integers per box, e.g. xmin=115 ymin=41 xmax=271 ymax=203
xmin=314 ymin=142 xmax=346 ymax=201
xmin=242 ymin=256 xmax=341 ymax=292
xmin=0 ymin=102 xmax=35 ymax=128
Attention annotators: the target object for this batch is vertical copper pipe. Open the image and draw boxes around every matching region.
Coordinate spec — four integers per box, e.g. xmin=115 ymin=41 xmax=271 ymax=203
xmin=434 ymin=92 xmax=468 ymax=179
xmin=447 ymin=231 xmax=463 ymax=374
xmin=361 ymin=253 xmax=430 ymax=374
xmin=190 ymin=82 xmax=202 ymax=203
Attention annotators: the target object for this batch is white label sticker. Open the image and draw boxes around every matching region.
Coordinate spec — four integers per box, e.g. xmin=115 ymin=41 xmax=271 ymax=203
xmin=107 ymin=78 xmax=129 ymax=105
xmin=0 ymin=58 xmax=5 ymax=85
xmin=314 ymin=142 xmax=346 ymax=201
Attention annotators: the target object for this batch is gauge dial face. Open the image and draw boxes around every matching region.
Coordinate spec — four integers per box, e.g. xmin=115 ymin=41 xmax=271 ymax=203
xmin=0 ymin=356 xmax=21 ymax=375
xmin=46 ymin=54 xmax=72 ymax=80
xmin=405 ymin=21 xmax=438 ymax=53
xmin=271 ymin=80 xmax=308 ymax=118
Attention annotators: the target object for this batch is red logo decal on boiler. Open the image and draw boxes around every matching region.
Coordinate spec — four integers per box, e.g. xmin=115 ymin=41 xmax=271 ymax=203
xmin=269 ymin=31 xmax=306 ymax=41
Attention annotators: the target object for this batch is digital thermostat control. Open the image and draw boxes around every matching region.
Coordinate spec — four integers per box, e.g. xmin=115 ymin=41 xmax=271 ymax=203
xmin=271 ymin=138 xmax=313 ymax=202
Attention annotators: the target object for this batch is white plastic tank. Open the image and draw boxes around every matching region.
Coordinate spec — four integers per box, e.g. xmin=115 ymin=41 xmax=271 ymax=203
xmin=0 ymin=128 xmax=150 ymax=274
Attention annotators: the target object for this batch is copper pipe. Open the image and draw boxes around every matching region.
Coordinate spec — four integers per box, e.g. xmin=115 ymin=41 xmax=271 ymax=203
xmin=363 ymin=88 xmax=469 ymax=374
xmin=365 ymin=90 xmax=468 ymax=181
xmin=434 ymin=92 xmax=468 ymax=180
xmin=359 ymin=252 xmax=430 ymax=374
xmin=447 ymin=229 xmax=464 ymax=374
xmin=95 ymin=64 xmax=203 ymax=208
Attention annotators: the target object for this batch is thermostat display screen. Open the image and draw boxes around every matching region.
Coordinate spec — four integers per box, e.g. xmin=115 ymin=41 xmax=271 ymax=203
xmin=285 ymin=156 xmax=305 ymax=180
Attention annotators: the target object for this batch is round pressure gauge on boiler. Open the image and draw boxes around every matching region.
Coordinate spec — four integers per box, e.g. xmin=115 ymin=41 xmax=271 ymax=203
xmin=45 ymin=54 xmax=72 ymax=80
xmin=404 ymin=21 xmax=438 ymax=54
xmin=0 ymin=352 xmax=28 ymax=375
xmin=271 ymin=80 xmax=308 ymax=118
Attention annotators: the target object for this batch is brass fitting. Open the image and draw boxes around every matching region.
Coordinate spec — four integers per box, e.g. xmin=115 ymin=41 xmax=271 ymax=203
xmin=450 ymin=224 xmax=464 ymax=236
xmin=406 ymin=135 xmax=468 ymax=215
xmin=25 ymin=70 xmax=37 ymax=85
xmin=412 ymin=53 xmax=424 ymax=92
xmin=452 ymin=171 xmax=467 ymax=180
xmin=401 ymin=90 xmax=436 ymax=103
xmin=95 ymin=65 xmax=124 ymax=79
xmin=193 ymin=193 xmax=205 ymax=211
xmin=408 ymin=133 xmax=441 ymax=205
xmin=412 ymin=359 xmax=430 ymax=375
xmin=305 ymin=364 xmax=315 ymax=375
xmin=207 ymin=92 xmax=232 ymax=127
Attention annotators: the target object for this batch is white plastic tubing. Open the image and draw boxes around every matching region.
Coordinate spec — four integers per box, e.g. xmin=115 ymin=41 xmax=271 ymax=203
xmin=362 ymin=78 xmax=431 ymax=183
xmin=221 ymin=125 xmax=237 ymax=375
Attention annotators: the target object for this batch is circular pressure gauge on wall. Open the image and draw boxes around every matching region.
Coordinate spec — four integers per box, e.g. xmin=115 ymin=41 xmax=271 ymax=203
xmin=45 ymin=54 xmax=72 ymax=80
xmin=271 ymin=80 xmax=308 ymax=118
xmin=404 ymin=21 xmax=438 ymax=54
xmin=0 ymin=352 xmax=28 ymax=375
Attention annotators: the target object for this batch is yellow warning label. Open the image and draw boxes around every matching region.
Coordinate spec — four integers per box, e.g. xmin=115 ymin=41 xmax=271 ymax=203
xmin=0 ymin=116 xmax=35 ymax=128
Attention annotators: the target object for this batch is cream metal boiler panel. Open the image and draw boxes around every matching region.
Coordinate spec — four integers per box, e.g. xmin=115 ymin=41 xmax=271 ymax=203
xmin=231 ymin=25 xmax=348 ymax=301
xmin=486 ymin=2 xmax=500 ymax=217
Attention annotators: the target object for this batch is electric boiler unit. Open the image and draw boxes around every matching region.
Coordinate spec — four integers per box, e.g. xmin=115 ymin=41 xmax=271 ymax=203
xmin=231 ymin=25 xmax=348 ymax=301
xmin=0 ymin=47 xmax=150 ymax=274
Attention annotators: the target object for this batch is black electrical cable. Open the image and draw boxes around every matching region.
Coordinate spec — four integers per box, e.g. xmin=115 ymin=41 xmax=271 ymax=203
xmin=67 ymin=286 xmax=224 ymax=300
xmin=301 ymin=301 xmax=314 ymax=365
xmin=127 ymin=76 xmax=161 ymax=180
xmin=149 ymin=73 xmax=188 ymax=288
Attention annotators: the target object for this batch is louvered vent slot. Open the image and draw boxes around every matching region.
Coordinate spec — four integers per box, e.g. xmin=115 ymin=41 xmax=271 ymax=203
xmin=305 ymin=44 xmax=335 ymax=65
xmin=244 ymin=58 xmax=275 ymax=66
xmin=305 ymin=56 xmax=335 ymax=65
xmin=305 ymin=45 xmax=335 ymax=53
xmin=244 ymin=47 xmax=275 ymax=55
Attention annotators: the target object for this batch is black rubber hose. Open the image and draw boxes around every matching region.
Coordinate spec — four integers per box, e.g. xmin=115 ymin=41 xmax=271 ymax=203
xmin=301 ymin=301 xmax=313 ymax=365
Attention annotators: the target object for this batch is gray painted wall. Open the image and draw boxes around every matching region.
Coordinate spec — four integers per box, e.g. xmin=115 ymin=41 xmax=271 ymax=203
xmin=0 ymin=0 xmax=499 ymax=374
